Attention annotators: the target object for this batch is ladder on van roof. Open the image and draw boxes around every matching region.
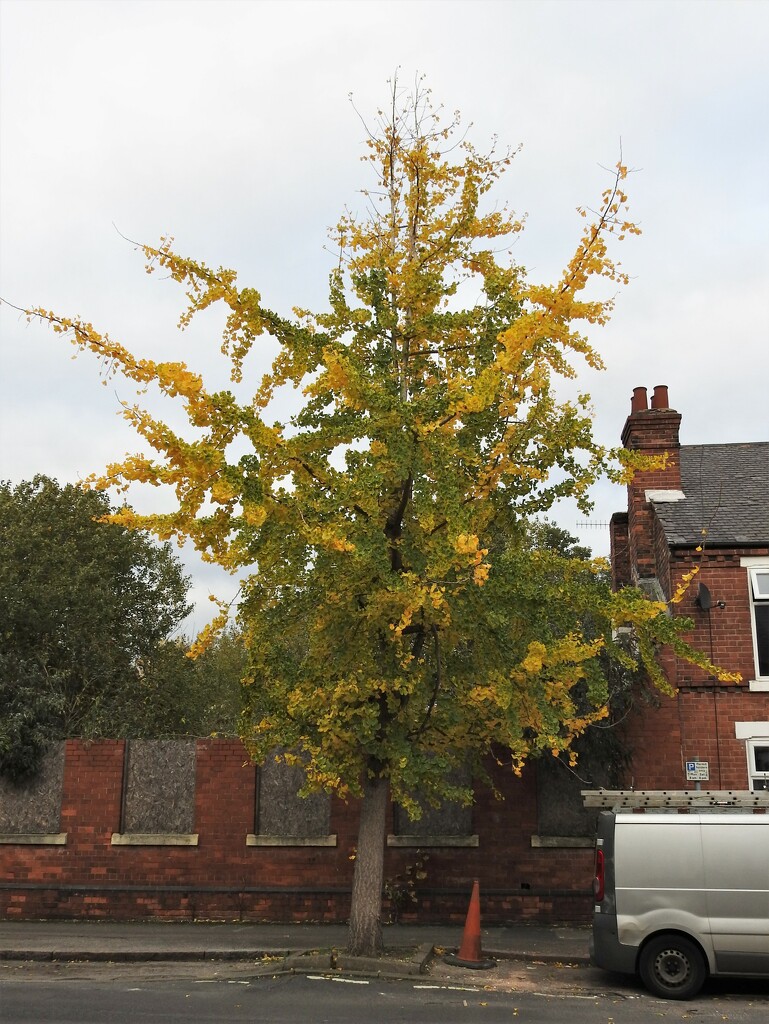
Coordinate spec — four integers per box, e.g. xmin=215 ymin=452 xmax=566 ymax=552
xmin=581 ymin=790 xmax=769 ymax=810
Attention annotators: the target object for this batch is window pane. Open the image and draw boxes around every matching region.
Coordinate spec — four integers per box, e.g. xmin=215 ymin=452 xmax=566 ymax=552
xmin=756 ymin=606 xmax=769 ymax=678
xmin=753 ymin=745 xmax=769 ymax=773
xmin=751 ymin=569 xmax=769 ymax=598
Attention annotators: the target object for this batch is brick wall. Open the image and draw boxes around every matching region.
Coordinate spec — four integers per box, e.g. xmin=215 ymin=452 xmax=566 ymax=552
xmin=0 ymin=739 xmax=593 ymax=924
xmin=671 ymin=549 xmax=768 ymax=686
xmin=619 ymin=686 xmax=769 ymax=791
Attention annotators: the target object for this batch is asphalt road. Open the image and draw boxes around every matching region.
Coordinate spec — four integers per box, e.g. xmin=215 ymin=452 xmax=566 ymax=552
xmin=1 ymin=963 xmax=768 ymax=1023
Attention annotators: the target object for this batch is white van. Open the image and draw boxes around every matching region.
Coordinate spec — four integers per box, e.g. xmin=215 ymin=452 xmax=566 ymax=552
xmin=591 ymin=810 xmax=769 ymax=999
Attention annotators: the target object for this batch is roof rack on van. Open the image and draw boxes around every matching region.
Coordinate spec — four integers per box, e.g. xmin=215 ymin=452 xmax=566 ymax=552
xmin=581 ymin=790 xmax=769 ymax=810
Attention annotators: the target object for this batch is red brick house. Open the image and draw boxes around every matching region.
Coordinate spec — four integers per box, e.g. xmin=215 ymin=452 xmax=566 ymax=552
xmin=610 ymin=385 xmax=769 ymax=793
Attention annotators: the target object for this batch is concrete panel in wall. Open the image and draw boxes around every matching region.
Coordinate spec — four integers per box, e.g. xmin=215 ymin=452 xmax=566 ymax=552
xmin=122 ymin=739 xmax=196 ymax=834
xmin=0 ymin=742 xmax=64 ymax=834
xmin=392 ymin=769 xmax=472 ymax=837
xmin=256 ymin=752 xmax=330 ymax=837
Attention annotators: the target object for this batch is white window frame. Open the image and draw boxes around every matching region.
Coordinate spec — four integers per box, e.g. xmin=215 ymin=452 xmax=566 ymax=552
xmin=746 ymin=739 xmax=769 ymax=792
xmin=740 ymin=558 xmax=769 ymax=691
xmin=735 ymin=723 xmax=769 ymax=792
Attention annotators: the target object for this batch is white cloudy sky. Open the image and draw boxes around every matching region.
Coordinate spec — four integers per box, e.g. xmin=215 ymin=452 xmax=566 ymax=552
xmin=1 ymin=0 xmax=767 ymax=631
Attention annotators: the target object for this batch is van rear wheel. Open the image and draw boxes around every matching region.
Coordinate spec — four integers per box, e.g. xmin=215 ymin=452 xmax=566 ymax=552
xmin=639 ymin=934 xmax=707 ymax=1000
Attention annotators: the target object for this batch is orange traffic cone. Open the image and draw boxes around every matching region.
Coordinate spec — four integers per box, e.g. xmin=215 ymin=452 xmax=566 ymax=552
xmin=444 ymin=879 xmax=496 ymax=969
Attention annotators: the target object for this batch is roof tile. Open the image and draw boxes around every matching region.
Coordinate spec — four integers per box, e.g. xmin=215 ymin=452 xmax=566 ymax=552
xmin=652 ymin=442 xmax=769 ymax=547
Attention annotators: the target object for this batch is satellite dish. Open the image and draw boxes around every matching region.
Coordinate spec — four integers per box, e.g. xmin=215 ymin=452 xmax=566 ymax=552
xmin=695 ymin=582 xmax=712 ymax=611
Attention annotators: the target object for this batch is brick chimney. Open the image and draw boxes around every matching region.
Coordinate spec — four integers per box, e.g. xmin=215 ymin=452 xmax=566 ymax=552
xmin=613 ymin=385 xmax=682 ymax=585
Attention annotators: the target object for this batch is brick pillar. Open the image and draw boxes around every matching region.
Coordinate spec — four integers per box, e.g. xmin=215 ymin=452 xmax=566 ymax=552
xmin=61 ymin=739 xmax=125 ymax=841
xmin=610 ymin=512 xmax=630 ymax=590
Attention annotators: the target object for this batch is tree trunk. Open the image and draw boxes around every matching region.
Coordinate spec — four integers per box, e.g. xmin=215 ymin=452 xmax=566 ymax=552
xmin=347 ymin=773 xmax=389 ymax=956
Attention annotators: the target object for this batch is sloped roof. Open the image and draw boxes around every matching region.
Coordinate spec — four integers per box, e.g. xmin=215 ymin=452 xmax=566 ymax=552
xmin=652 ymin=442 xmax=769 ymax=547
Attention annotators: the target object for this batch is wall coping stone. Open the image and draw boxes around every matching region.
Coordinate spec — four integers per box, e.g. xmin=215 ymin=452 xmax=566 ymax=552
xmin=530 ymin=835 xmax=593 ymax=848
xmin=111 ymin=833 xmax=199 ymax=846
xmin=387 ymin=834 xmax=479 ymax=847
xmin=0 ymin=833 xmax=68 ymax=845
xmin=246 ymin=834 xmax=337 ymax=847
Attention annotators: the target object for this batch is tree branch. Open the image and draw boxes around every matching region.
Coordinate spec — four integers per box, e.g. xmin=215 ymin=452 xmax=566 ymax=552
xmin=409 ymin=625 xmax=442 ymax=740
xmin=384 ymin=472 xmax=413 ymax=571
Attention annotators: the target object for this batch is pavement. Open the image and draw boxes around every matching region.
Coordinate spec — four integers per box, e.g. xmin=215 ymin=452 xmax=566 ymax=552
xmin=0 ymin=920 xmax=591 ymax=979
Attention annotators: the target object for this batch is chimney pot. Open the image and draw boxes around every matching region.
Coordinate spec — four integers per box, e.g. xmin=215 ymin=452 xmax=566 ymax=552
xmin=631 ymin=387 xmax=648 ymax=414
xmin=651 ymin=385 xmax=669 ymax=410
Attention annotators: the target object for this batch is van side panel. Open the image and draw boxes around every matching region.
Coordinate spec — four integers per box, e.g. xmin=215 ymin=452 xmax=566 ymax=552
xmin=702 ymin=817 xmax=769 ymax=974
xmin=614 ymin=815 xmax=711 ymax=964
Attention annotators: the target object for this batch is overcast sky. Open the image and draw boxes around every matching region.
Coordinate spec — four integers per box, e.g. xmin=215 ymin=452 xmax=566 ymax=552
xmin=1 ymin=0 xmax=767 ymax=632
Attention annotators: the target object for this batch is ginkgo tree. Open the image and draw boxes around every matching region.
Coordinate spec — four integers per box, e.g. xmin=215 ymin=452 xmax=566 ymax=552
xmin=16 ymin=81 xmax=735 ymax=955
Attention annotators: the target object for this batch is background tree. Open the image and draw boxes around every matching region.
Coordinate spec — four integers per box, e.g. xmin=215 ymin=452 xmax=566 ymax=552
xmin=127 ymin=625 xmax=246 ymax=739
xmin=0 ymin=477 xmax=247 ymax=780
xmin=16 ymin=81 xmax=734 ymax=953
xmin=0 ymin=476 xmax=194 ymax=777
